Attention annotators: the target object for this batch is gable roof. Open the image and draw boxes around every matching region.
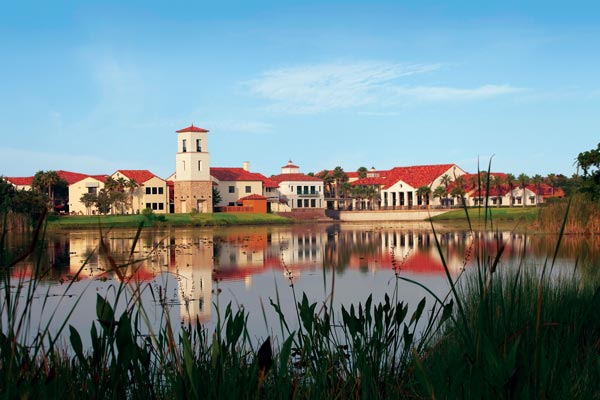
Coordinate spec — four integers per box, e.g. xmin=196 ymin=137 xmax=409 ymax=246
xmin=238 ymin=194 xmax=267 ymax=201
xmin=383 ymin=164 xmax=457 ymax=189
xmin=4 ymin=176 xmax=33 ymax=186
xmin=113 ymin=170 xmax=160 ymax=184
xmin=211 ymin=167 xmax=269 ymax=182
xmin=176 ymin=124 xmax=209 ymax=133
xmin=56 ymin=170 xmax=93 ymax=185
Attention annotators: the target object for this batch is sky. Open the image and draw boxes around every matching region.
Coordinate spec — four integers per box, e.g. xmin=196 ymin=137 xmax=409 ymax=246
xmin=1 ymin=0 xmax=599 ymax=179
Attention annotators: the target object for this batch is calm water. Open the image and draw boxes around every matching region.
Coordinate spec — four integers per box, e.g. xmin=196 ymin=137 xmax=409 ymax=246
xmin=4 ymin=223 xmax=599 ymax=345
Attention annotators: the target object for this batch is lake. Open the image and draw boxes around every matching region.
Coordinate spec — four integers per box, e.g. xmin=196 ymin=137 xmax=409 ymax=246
xmin=3 ymin=222 xmax=598 ymax=345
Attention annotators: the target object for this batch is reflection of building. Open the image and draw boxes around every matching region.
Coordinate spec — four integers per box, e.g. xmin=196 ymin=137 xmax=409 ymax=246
xmin=171 ymin=234 xmax=214 ymax=323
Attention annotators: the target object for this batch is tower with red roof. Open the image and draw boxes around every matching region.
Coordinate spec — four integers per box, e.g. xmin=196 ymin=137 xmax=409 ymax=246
xmin=174 ymin=124 xmax=213 ymax=213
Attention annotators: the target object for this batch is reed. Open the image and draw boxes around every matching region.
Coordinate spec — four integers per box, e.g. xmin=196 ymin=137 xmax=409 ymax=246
xmin=1 ymin=172 xmax=598 ymax=398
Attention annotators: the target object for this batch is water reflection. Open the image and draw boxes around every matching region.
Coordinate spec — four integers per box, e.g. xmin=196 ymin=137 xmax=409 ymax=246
xmin=5 ymin=223 xmax=599 ymax=343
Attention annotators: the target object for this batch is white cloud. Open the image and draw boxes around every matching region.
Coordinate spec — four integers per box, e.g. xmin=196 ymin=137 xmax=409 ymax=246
xmin=247 ymin=61 xmax=523 ymax=113
xmin=392 ymin=84 xmax=524 ymax=101
xmin=247 ymin=61 xmax=440 ymax=113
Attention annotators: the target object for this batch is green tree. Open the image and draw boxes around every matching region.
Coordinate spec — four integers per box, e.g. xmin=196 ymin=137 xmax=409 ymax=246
xmin=505 ymin=173 xmax=516 ymax=207
xmin=433 ymin=185 xmax=448 ymax=207
xmin=32 ymin=170 xmax=67 ymax=211
xmin=317 ymin=170 xmax=334 ymax=197
xmin=531 ymin=174 xmax=543 ymax=206
xmin=576 ymin=143 xmax=600 ymax=199
xmin=518 ymin=173 xmax=529 ymax=207
xmin=416 ymin=185 xmax=432 ymax=209
xmin=212 ymin=186 xmax=222 ymax=208
xmin=492 ymin=175 xmax=505 ymax=208
xmin=80 ymin=193 xmax=97 ymax=215
xmin=357 ymin=166 xmax=368 ymax=179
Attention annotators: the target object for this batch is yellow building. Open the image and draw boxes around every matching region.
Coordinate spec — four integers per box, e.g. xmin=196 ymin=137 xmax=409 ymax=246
xmin=111 ymin=170 xmax=169 ymax=214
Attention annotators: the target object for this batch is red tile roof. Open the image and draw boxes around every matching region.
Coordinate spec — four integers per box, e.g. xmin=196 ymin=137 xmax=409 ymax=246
xmin=4 ymin=176 xmax=33 ymax=185
xmin=114 ymin=170 xmax=159 ymax=184
xmin=282 ymin=160 xmax=299 ymax=169
xmin=383 ymin=164 xmax=457 ymax=189
xmin=176 ymin=124 xmax=209 ymax=133
xmin=239 ymin=194 xmax=267 ymax=201
xmin=56 ymin=170 xmax=93 ymax=185
xmin=270 ymin=173 xmax=323 ymax=183
xmin=211 ymin=167 xmax=271 ymax=183
xmin=350 ymin=177 xmax=388 ymax=186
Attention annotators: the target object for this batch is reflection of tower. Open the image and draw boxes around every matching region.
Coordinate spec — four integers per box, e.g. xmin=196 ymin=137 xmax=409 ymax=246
xmin=172 ymin=234 xmax=214 ymax=323
xmin=174 ymin=125 xmax=213 ymax=213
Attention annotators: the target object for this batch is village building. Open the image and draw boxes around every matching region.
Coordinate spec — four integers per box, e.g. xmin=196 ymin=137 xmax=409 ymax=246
xmin=347 ymin=164 xmax=466 ymax=210
xmin=172 ymin=124 xmax=213 ymax=213
xmin=210 ymin=162 xmax=279 ymax=213
xmin=269 ymin=160 xmax=325 ymax=212
xmin=110 ymin=169 xmax=168 ymax=214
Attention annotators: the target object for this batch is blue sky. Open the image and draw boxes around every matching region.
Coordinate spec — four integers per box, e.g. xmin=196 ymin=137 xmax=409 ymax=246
xmin=1 ymin=1 xmax=599 ymax=179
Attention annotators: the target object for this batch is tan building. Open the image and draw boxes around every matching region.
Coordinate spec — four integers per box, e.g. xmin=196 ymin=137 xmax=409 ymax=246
xmin=111 ymin=170 xmax=168 ymax=214
xmin=68 ymin=175 xmax=107 ymax=215
xmin=173 ymin=125 xmax=213 ymax=213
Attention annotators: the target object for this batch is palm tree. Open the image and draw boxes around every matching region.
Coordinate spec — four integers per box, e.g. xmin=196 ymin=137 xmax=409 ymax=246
xmin=416 ymin=185 xmax=432 ymax=209
xmin=125 ymin=178 xmax=139 ymax=213
xmin=518 ymin=173 xmax=529 ymax=207
xmin=546 ymin=173 xmax=557 ymax=196
xmin=433 ymin=185 xmax=447 ymax=208
xmin=317 ymin=170 xmax=334 ymax=198
xmin=491 ymin=175 xmax=504 ymax=208
xmin=32 ymin=170 xmax=63 ymax=211
xmin=357 ymin=166 xmax=368 ymax=179
xmin=531 ymin=174 xmax=543 ymax=206
xmin=505 ymin=173 xmax=516 ymax=207
xmin=440 ymin=174 xmax=452 ymax=189
xmin=332 ymin=166 xmax=348 ymax=209
xmin=364 ymin=185 xmax=379 ymax=210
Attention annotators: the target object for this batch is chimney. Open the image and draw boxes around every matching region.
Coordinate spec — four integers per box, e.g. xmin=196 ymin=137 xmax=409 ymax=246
xmin=243 ymin=161 xmax=250 ymax=172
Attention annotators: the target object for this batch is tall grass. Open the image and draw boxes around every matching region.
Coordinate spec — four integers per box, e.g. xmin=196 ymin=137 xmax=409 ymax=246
xmin=536 ymin=193 xmax=600 ymax=234
xmin=1 ymin=178 xmax=599 ymax=398
xmin=410 ymin=164 xmax=600 ymax=399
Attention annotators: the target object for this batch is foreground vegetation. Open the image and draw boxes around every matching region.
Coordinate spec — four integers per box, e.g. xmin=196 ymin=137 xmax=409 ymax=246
xmin=44 ymin=211 xmax=292 ymax=229
xmin=2 ymin=192 xmax=599 ymax=399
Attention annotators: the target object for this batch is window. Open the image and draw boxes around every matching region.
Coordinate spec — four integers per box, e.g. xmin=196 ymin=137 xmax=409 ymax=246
xmin=87 ymin=187 xmax=97 ymax=195
xmin=158 ymin=203 xmax=164 ymax=210
xmin=182 ymin=160 xmax=186 ymax=171
xmin=158 ymin=187 xmax=163 ymax=195
xmin=182 ymin=139 xmax=187 ymax=152
xmin=145 ymin=187 xmax=151 ymax=195
xmin=145 ymin=203 xmax=151 ymax=209
xmin=228 ymin=202 xmax=235 ymax=206
xmin=304 ymin=186 xmax=308 ymax=194
xmin=310 ymin=186 xmax=316 ymax=194
xmin=245 ymin=186 xmax=251 ymax=193
xmin=311 ymin=199 xmax=316 ymax=207
xmin=152 ymin=187 xmax=157 ymax=195
xmin=152 ymin=203 xmax=158 ymax=210
xmin=196 ymin=139 xmax=202 ymax=152
xmin=198 ymin=160 xmax=202 ymax=171
xmin=228 ymin=186 xmax=235 ymax=193
xmin=297 ymin=186 xmax=301 ymax=194
xmin=297 ymin=199 xmax=302 ymax=208
xmin=304 ymin=199 xmax=309 ymax=207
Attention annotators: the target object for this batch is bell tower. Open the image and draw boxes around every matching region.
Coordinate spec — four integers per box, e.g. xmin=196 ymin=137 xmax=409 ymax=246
xmin=174 ymin=124 xmax=213 ymax=213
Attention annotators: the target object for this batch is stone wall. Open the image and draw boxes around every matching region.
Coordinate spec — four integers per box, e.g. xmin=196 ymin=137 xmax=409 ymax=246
xmin=174 ymin=181 xmax=213 ymax=213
